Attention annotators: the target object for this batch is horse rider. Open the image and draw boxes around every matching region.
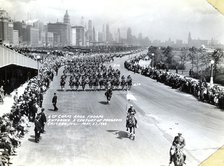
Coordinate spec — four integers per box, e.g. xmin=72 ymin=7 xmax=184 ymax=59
xmin=105 ymin=86 xmax=113 ymax=101
xmin=127 ymin=105 xmax=136 ymax=115
xmin=126 ymin=105 xmax=137 ymax=129
xmin=169 ymin=133 xmax=186 ymax=165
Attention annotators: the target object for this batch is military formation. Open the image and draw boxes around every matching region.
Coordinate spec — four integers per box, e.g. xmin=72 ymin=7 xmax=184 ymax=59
xmin=60 ymin=56 xmax=132 ymax=91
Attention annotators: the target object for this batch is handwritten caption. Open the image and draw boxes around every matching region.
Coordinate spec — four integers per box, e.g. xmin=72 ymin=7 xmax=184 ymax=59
xmin=47 ymin=115 xmax=122 ymax=126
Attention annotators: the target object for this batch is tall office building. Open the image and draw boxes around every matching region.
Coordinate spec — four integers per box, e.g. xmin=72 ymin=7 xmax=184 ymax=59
xmin=93 ymin=27 xmax=96 ymax=42
xmin=47 ymin=10 xmax=71 ymax=46
xmin=64 ymin=10 xmax=70 ymax=24
xmin=127 ymin=27 xmax=132 ymax=45
xmin=26 ymin=25 xmax=39 ymax=46
xmin=0 ymin=10 xmax=9 ymax=44
xmin=102 ymin=24 xmax=106 ymax=42
xmin=13 ymin=30 xmax=19 ymax=46
xmin=106 ymin=24 xmax=110 ymax=42
xmin=88 ymin=20 xmax=93 ymax=42
xmin=7 ymin=19 xmax=14 ymax=45
xmin=13 ymin=21 xmax=28 ymax=45
xmin=63 ymin=10 xmax=71 ymax=45
xmin=48 ymin=22 xmax=69 ymax=46
xmin=188 ymin=32 xmax=192 ymax=46
xmin=71 ymin=26 xmax=85 ymax=46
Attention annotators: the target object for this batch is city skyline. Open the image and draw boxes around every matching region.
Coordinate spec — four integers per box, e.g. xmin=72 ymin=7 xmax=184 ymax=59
xmin=1 ymin=0 xmax=224 ymax=44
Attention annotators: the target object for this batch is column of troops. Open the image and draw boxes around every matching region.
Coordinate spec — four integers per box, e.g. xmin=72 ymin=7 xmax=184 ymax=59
xmin=60 ymin=56 xmax=132 ymax=91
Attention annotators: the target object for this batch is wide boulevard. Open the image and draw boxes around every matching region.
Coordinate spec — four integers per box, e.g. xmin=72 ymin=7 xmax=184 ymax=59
xmin=11 ymin=51 xmax=224 ymax=166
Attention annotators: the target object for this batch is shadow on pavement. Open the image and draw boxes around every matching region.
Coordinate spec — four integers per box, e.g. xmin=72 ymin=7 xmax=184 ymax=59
xmin=99 ymin=101 xmax=108 ymax=105
xmin=30 ymin=135 xmax=35 ymax=138
xmin=48 ymin=109 xmax=55 ymax=111
xmin=107 ymin=130 xmax=129 ymax=139
xmin=28 ymin=138 xmax=36 ymax=143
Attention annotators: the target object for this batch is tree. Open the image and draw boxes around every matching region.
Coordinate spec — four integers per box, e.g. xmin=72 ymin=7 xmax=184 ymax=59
xmin=180 ymin=48 xmax=188 ymax=73
xmin=211 ymin=49 xmax=224 ymax=77
xmin=188 ymin=47 xmax=197 ymax=71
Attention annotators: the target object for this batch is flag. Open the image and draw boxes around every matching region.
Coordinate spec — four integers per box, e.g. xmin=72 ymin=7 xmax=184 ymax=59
xmin=207 ymin=0 xmax=224 ymax=15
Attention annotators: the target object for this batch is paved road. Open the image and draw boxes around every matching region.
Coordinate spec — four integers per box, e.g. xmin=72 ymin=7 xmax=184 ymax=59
xmin=12 ymin=51 xmax=224 ymax=166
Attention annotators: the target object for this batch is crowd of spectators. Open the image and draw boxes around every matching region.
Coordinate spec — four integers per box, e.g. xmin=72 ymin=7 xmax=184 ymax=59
xmin=124 ymin=57 xmax=224 ymax=109
xmin=0 ymin=53 xmax=61 ymax=165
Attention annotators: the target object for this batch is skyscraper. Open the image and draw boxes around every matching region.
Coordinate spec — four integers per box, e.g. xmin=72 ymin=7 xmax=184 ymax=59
xmin=64 ymin=10 xmax=70 ymax=24
xmin=63 ymin=10 xmax=71 ymax=45
xmin=0 ymin=10 xmax=9 ymax=44
xmin=71 ymin=26 xmax=85 ymax=46
xmin=13 ymin=21 xmax=27 ymax=44
xmin=47 ymin=10 xmax=71 ymax=46
xmin=7 ymin=19 xmax=14 ymax=45
xmin=106 ymin=24 xmax=110 ymax=42
xmin=127 ymin=27 xmax=132 ymax=45
xmin=88 ymin=20 xmax=93 ymax=42
xmin=93 ymin=27 xmax=96 ymax=42
xmin=188 ymin=32 xmax=192 ymax=46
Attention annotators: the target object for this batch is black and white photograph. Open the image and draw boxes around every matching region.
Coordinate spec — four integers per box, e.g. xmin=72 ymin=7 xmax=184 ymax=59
xmin=0 ymin=0 xmax=224 ymax=165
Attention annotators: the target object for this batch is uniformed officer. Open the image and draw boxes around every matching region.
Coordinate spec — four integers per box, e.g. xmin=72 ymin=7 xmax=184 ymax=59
xmin=169 ymin=133 xmax=186 ymax=165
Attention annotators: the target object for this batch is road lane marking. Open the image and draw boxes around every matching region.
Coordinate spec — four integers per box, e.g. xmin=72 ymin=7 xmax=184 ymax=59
xmin=199 ymin=145 xmax=224 ymax=166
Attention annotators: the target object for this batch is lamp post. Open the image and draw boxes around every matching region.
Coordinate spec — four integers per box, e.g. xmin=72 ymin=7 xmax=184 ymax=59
xmin=36 ymin=55 xmax=41 ymax=81
xmin=210 ymin=60 xmax=214 ymax=87
xmin=151 ymin=53 xmax=154 ymax=68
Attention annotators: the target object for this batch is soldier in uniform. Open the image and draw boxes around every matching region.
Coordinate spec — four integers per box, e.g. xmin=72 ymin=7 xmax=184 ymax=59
xmin=126 ymin=105 xmax=137 ymax=128
xmin=169 ymin=133 xmax=186 ymax=165
xmin=52 ymin=93 xmax=58 ymax=111
xmin=38 ymin=108 xmax=47 ymax=133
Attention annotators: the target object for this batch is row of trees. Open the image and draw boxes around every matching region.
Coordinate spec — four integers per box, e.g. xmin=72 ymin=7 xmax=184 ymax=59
xmin=147 ymin=46 xmax=224 ymax=81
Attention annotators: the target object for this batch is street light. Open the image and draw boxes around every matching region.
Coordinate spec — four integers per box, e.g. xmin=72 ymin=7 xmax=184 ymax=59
xmin=210 ymin=60 xmax=214 ymax=87
xmin=151 ymin=53 xmax=154 ymax=68
xmin=36 ymin=55 xmax=41 ymax=81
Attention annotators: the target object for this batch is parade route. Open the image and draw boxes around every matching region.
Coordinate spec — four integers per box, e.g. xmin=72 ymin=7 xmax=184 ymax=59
xmin=11 ymin=53 xmax=224 ymax=166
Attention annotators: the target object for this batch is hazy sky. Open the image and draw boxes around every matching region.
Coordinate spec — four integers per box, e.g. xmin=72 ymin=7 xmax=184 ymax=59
xmin=1 ymin=0 xmax=224 ymax=43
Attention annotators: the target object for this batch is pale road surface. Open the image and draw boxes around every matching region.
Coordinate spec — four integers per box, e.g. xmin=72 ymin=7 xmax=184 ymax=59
xmin=11 ymin=51 xmax=224 ymax=166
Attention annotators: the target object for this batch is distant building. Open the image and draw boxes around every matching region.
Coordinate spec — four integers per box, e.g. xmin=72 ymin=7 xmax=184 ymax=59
xmin=0 ymin=10 xmax=9 ymax=44
xmin=188 ymin=32 xmax=208 ymax=47
xmin=48 ymin=22 xmax=70 ymax=46
xmin=13 ymin=21 xmax=27 ymax=45
xmin=88 ymin=20 xmax=93 ymax=42
xmin=7 ymin=19 xmax=13 ymax=45
xmin=47 ymin=10 xmax=71 ymax=46
xmin=64 ymin=10 xmax=70 ymax=24
xmin=176 ymin=39 xmax=183 ymax=47
xmin=127 ymin=27 xmax=132 ymax=45
xmin=26 ymin=25 xmax=39 ymax=46
xmin=98 ymin=31 xmax=103 ymax=42
xmin=71 ymin=26 xmax=85 ymax=46
xmin=106 ymin=24 xmax=110 ymax=42
xmin=13 ymin=30 xmax=19 ymax=46
xmin=46 ymin=32 xmax=53 ymax=47
xmin=93 ymin=27 xmax=96 ymax=42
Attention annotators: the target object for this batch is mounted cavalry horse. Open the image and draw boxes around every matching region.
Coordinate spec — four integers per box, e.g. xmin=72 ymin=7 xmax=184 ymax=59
xmin=126 ymin=113 xmax=137 ymax=140
xmin=170 ymin=144 xmax=184 ymax=166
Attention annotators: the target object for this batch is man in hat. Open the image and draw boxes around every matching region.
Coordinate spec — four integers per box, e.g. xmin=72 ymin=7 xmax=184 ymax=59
xmin=34 ymin=115 xmax=42 ymax=143
xmin=52 ymin=93 xmax=58 ymax=111
xmin=38 ymin=108 xmax=47 ymax=133
xmin=169 ymin=133 xmax=186 ymax=165
xmin=127 ymin=105 xmax=136 ymax=115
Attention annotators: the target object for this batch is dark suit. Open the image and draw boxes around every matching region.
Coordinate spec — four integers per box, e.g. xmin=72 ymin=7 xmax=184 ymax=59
xmin=52 ymin=95 xmax=58 ymax=111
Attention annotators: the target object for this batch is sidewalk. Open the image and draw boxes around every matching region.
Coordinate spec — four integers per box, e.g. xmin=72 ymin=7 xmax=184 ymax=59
xmin=0 ymin=82 xmax=28 ymax=116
